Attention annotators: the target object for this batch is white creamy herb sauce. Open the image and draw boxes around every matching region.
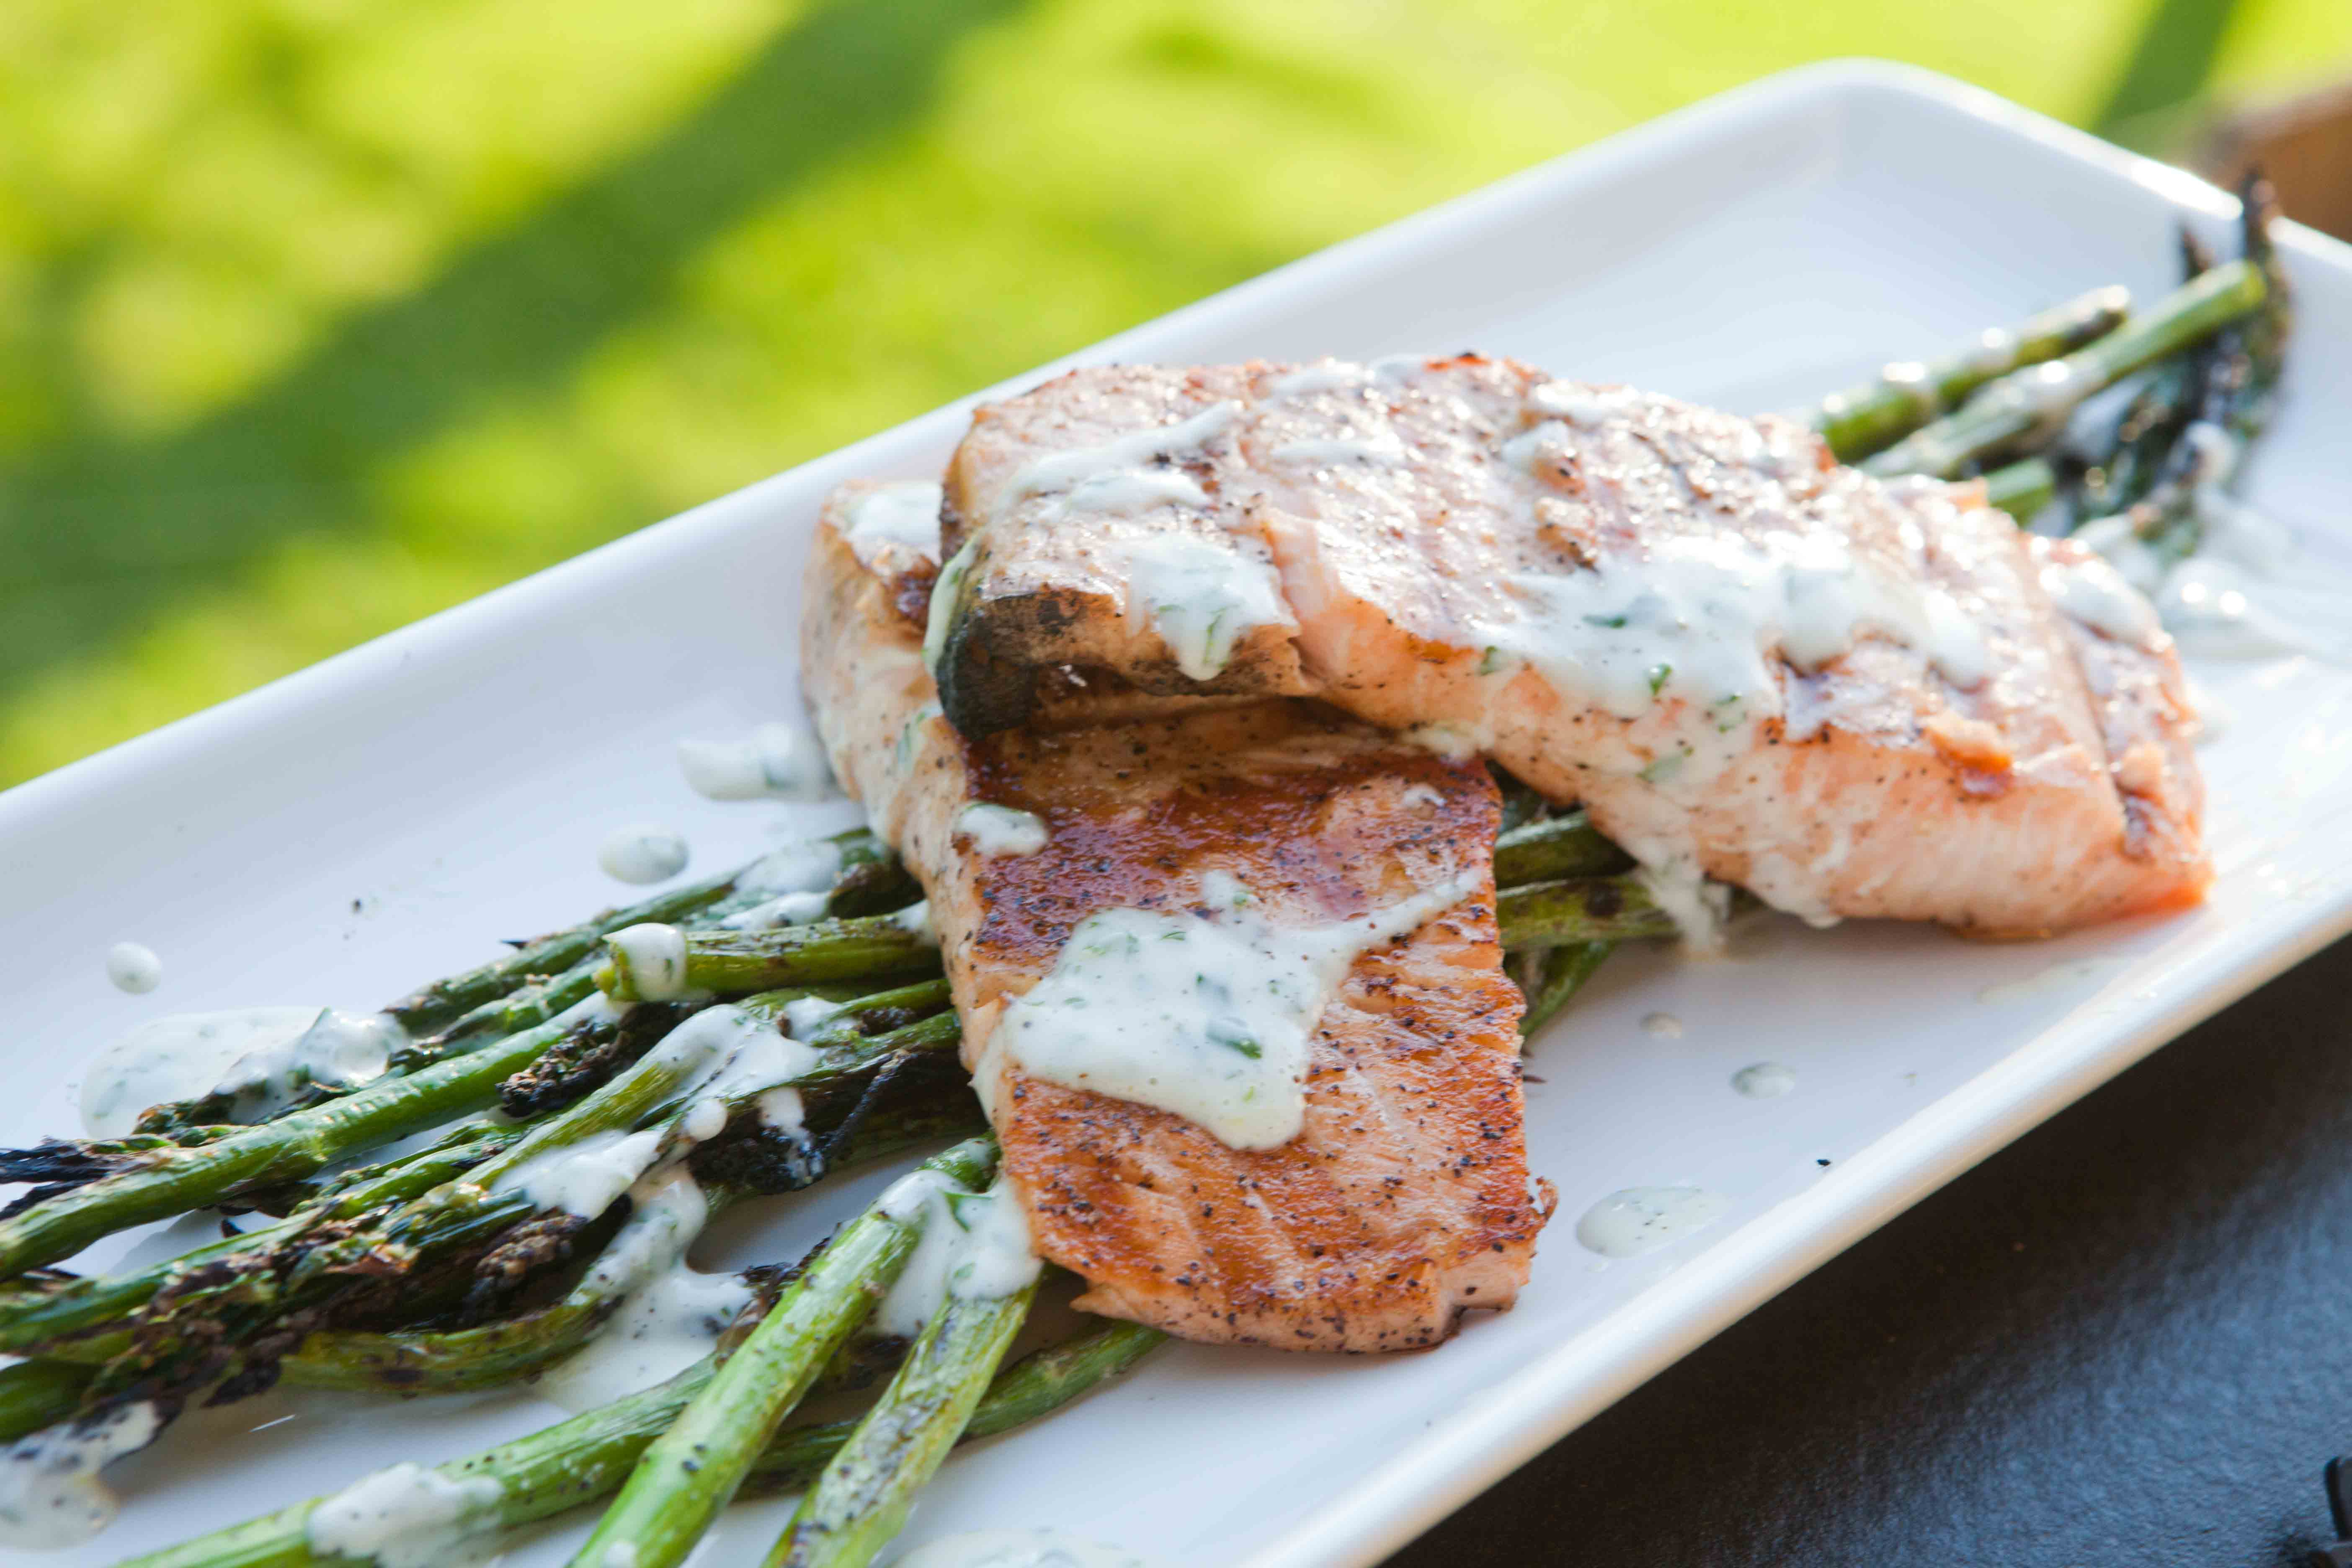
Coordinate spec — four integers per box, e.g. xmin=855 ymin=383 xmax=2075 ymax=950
xmin=494 ymin=1127 xmax=668 ymax=1220
xmin=1480 ymin=529 xmax=1988 ymax=784
xmin=598 ymin=826 xmax=690 ymax=885
xmin=2072 ymin=420 xmax=2352 ymax=663
xmin=893 ymin=900 xmax=938 ymax=946
xmin=1975 ymin=957 xmax=2126 ymax=1006
xmin=1731 ymin=1061 xmax=1798 ymax=1099
xmin=1264 ymin=361 xmax=1366 ymax=400
xmin=676 ymin=723 xmax=837 ymax=803
xmin=873 ymin=1170 xmax=1042 ymax=1338
xmin=536 ymin=1169 xmax=753 ymax=1412
xmin=738 ymin=837 xmax=848 ymax=900
xmin=1636 ymin=856 xmax=1737 ymax=948
xmin=1574 ymin=1185 xmax=1729 ymax=1259
xmin=1403 ymin=721 xmax=1483 ymax=763
xmin=1121 ymin=536 xmax=1286 ymax=682
xmin=1525 ymin=381 xmax=1645 ymax=427
xmin=955 ymin=802 xmax=1050 ymax=858
xmin=889 ymin=1529 xmax=1156 ymax=1568
xmin=992 ymin=869 xmax=1472 ymax=1149
xmin=1003 ymin=402 xmax=1240 ymax=514
xmin=304 ymin=1461 xmax=504 ymax=1568
xmin=985 ymin=400 xmax=1284 ymax=682
xmin=606 ymin=923 xmax=690 ymax=1001
xmin=1639 ymin=1011 xmax=1683 ymax=1040
xmin=846 ymin=480 xmax=945 ymax=557
xmin=81 ymin=1006 xmax=401 ymax=1137
xmin=721 ymin=890 xmax=830 ymax=931
xmin=784 ymin=994 xmax=845 ymax=1039
xmin=492 ymin=1006 xmax=810 ymax=1217
xmin=0 ymin=1402 xmax=162 ymax=1549
xmin=105 ymin=941 xmax=162 ymax=995
xmin=1268 ymin=436 xmax=1400 ymax=467
xmin=2040 ymin=554 xmax=2160 ymax=643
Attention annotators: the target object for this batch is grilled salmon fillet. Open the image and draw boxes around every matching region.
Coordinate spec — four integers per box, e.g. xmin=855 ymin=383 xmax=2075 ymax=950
xmin=930 ymin=357 xmax=2208 ymax=936
xmin=805 ymin=480 xmax=1542 ymax=1351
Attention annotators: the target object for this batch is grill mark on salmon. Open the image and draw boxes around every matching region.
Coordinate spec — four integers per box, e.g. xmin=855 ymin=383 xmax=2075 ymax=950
xmin=804 ymin=480 xmax=1542 ymax=1351
xmin=929 ymin=358 xmax=2209 ymax=936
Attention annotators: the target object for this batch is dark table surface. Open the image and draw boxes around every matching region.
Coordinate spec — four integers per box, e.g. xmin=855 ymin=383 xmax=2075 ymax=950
xmin=1386 ymin=933 xmax=2352 ymax=1568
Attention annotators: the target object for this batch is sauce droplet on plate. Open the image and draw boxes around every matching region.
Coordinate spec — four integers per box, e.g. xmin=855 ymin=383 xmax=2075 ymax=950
xmin=105 ymin=941 xmax=162 ymax=995
xmin=598 ymin=827 xmax=689 ymax=885
xmin=1574 ymin=1185 xmax=1728 ymax=1258
xmin=1732 ymin=1061 xmax=1797 ymax=1098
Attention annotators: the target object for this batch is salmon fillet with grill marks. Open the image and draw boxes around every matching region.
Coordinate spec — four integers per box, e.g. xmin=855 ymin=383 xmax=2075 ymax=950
xmin=804 ymin=480 xmax=1542 ymax=1351
xmin=928 ymin=357 xmax=2208 ymax=937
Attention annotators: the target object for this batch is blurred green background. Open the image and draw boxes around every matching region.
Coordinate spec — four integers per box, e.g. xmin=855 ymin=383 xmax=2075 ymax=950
xmin=2 ymin=0 xmax=2347 ymax=787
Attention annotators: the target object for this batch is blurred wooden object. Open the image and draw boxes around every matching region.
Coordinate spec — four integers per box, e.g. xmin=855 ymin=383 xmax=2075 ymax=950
xmin=2201 ymin=80 xmax=2352 ymax=241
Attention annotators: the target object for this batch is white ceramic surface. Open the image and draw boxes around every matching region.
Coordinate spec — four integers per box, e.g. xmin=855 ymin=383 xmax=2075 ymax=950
xmin=3 ymin=59 xmax=2349 ymax=1568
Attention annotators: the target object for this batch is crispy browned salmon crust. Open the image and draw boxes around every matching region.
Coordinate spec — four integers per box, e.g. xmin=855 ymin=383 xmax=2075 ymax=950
xmin=803 ymin=481 xmax=1542 ymax=1351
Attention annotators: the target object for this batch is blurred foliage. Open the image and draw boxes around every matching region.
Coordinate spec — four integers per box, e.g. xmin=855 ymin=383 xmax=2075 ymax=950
xmin=0 ymin=0 xmax=2347 ymax=785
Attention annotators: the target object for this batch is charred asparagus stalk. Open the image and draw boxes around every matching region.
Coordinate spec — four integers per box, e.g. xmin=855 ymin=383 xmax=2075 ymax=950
xmin=1514 ymin=940 xmax=1617 ymax=1037
xmin=1813 ymin=284 xmax=2131 ymax=462
xmin=0 ymin=997 xmax=622 ymax=1281
xmin=598 ymin=913 xmax=942 ymax=1003
xmin=34 ymin=998 xmax=967 ymax=1402
xmin=2072 ymin=176 xmax=2293 ymax=569
xmin=1862 ymin=259 xmax=2269 ymax=481
xmin=117 ymin=833 xmax=908 ymax=1142
xmin=766 ymin=1263 xmax=1040 ymax=1566
xmin=113 ymin=1318 xmax=1163 ymax=1568
xmin=1493 ymin=811 xmax=1633 ymax=884
xmin=382 ymin=830 xmax=901 ymax=1038
xmin=565 ymin=1138 xmax=998 ymax=1568
xmin=1981 ymin=457 xmax=2057 ymax=521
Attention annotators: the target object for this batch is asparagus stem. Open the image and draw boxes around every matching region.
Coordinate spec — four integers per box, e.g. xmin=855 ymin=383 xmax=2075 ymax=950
xmin=1815 ymin=284 xmax=2132 ymax=462
xmin=0 ymin=996 xmax=967 ymax=1367
xmin=111 ymin=833 xmax=910 ymax=1142
xmin=2071 ymin=177 xmax=2293 ymax=563
xmin=1489 ymin=766 xmax=1551 ymax=834
xmin=565 ymin=1138 xmax=996 ymax=1568
xmin=280 ymin=1092 xmax=979 ymax=1396
xmin=739 ymin=1319 xmax=1168 ymax=1496
xmin=1862 ymin=260 xmax=2267 ymax=480
xmin=23 ymin=1088 xmax=979 ymax=1403
xmin=0 ymin=998 xmax=617 ymax=1282
xmin=1981 ymin=458 xmax=2056 ymax=522
xmin=387 ymin=962 xmax=603 ymax=1073
xmin=0 ymin=1359 xmax=90 ymax=1444
xmin=380 ymin=831 xmax=894 ymax=1039
xmin=765 ymin=1282 xmax=1038 ymax=1568
xmin=797 ymin=980 xmax=955 ymax=1049
xmin=2069 ymin=230 xmax=2218 ymax=521
xmin=0 ymin=917 xmax=957 ymax=1282
xmin=1493 ymin=812 xmax=1633 ymax=885
xmin=116 ymin=1317 xmax=1159 ymax=1568
xmin=1496 ymin=875 xmax=1675 ymax=949
xmin=1516 ymin=940 xmax=1616 ymax=1037
xmin=87 ymin=993 xmax=966 ymax=1406
xmin=381 ymin=876 xmax=733 ymax=1039
xmin=599 ymin=917 xmax=942 ymax=1003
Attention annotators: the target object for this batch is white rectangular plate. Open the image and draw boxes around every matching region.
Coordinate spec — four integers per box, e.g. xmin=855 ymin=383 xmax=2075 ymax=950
xmin=6 ymin=60 xmax=2351 ymax=1568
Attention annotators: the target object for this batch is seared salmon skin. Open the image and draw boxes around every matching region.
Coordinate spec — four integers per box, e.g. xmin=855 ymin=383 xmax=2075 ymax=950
xmin=804 ymin=480 xmax=1542 ymax=1351
xmin=930 ymin=358 xmax=2208 ymax=936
